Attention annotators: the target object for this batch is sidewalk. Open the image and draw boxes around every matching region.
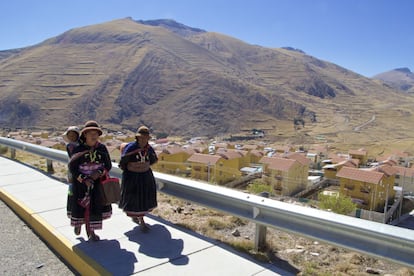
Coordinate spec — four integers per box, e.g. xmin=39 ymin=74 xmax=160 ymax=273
xmin=0 ymin=156 xmax=290 ymax=276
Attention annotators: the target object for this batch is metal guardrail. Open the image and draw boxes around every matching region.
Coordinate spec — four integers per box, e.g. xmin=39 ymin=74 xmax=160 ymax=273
xmin=1 ymin=136 xmax=414 ymax=268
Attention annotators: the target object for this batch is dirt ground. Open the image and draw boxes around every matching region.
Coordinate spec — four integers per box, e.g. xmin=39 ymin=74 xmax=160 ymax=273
xmin=152 ymin=193 xmax=414 ymax=276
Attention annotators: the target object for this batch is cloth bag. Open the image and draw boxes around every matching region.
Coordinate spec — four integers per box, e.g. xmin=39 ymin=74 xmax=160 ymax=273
xmin=101 ymin=172 xmax=121 ymax=205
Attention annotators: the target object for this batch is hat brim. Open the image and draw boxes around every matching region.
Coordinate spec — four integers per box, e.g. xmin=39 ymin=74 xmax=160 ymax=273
xmin=135 ymin=133 xmax=151 ymax=138
xmin=81 ymin=127 xmax=103 ymax=136
xmin=63 ymin=129 xmax=80 ymax=142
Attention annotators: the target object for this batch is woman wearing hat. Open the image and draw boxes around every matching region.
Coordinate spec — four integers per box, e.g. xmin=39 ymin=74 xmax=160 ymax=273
xmin=63 ymin=126 xmax=80 ymax=218
xmin=68 ymin=120 xmax=113 ymax=241
xmin=119 ymin=126 xmax=158 ymax=232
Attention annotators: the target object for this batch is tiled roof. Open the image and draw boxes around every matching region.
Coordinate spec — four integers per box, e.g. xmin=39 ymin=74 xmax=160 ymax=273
xmin=250 ymin=150 xmax=264 ymax=157
xmin=282 ymin=152 xmax=310 ymax=166
xmin=337 ymin=159 xmax=358 ymax=168
xmin=218 ymin=150 xmax=244 ymax=160
xmin=162 ymin=146 xmax=186 ymax=155
xmin=187 ymin=153 xmax=222 ymax=165
xmin=336 ymin=167 xmax=384 ymax=184
xmin=380 ymin=159 xmax=398 ymax=166
xmin=260 ymin=156 xmax=297 ymax=171
xmin=369 ymin=164 xmax=398 ymax=176
xmin=216 ymin=149 xmax=247 ymax=159
xmin=394 ymin=166 xmax=414 ymax=177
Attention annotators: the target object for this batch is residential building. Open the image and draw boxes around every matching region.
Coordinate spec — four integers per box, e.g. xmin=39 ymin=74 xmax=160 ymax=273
xmin=216 ymin=149 xmax=246 ymax=184
xmin=153 ymin=146 xmax=193 ymax=176
xmin=323 ymin=158 xmax=359 ymax=180
xmin=394 ymin=166 xmax=414 ymax=194
xmin=348 ymin=148 xmax=368 ymax=166
xmin=187 ymin=153 xmax=222 ymax=183
xmin=260 ymin=155 xmax=308 ymax=196
xmin=337 ymin=166 xmax=395 ymax=211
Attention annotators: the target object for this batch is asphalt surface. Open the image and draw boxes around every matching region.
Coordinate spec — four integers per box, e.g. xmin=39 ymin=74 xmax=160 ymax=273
xmin=0 ymin=200 xmax=77 ymax=276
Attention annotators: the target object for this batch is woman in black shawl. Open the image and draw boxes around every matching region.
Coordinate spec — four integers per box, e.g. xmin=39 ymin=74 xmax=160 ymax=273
xmin=68 ymin=120 xmax=112 ymax=241
xmin=119 ymin=126 xmax=158 ymax=232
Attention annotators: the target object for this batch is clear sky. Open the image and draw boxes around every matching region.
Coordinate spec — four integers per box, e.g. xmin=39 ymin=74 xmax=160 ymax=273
xmin=0 ymin=0 xmax=413 ymax=77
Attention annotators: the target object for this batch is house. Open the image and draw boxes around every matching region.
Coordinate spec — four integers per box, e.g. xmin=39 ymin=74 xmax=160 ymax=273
xmin=260 ymin=156 xmax=308 ymax=196
xmin=348 ymin=148 xmax=368 ymax=166
xmin=187 ymin=153 xmax=222 ymax=183
xmin=248 ymin=149 xmax=265 ymax=165
xmin=387 ymin=150 xmax=411 ymax=167
xmin=337 ymin=166 xmax=395 ymax=211
xmin=323 ymin=158 xmax=359 ymax=180
xmin=393 ymin=166 xmax=414 ymax=194
xmin=153 ymin=146 xmax=193 ymax=175
xmin=216 ymin=149 xmax=247 ymax=184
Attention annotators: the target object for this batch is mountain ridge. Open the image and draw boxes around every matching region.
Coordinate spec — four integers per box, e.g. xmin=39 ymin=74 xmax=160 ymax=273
xmin=1 ymin=18 xmax=414 ymax=150
xmin=373 ymin=67 xmax=414 ymax=94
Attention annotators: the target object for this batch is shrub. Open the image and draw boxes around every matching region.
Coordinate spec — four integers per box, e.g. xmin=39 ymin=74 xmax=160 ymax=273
xmin=318 ymin=192 xmax=356 ymax=215
xmin=247 ymin=180 xmax=274 ymax=196
xmin=0 ymin=145 xmax=8 ymax=154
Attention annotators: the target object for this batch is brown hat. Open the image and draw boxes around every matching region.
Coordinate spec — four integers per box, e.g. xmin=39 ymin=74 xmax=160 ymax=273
xmin=135 ymin=125 xmax=151 ymax=138
xmin=63 ymin=126 xmax=80 ymax=142
xmin=80 ymin=120 xmax=103 ymax=136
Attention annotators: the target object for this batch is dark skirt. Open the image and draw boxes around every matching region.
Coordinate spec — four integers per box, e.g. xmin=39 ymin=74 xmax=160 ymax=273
xmin=69 ymin=179 xmax=112 ymax=230
xmin=119 ymin=169 xmax=157 ymax=217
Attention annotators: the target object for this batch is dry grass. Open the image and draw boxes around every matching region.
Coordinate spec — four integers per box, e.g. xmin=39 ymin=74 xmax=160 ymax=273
xmin=3 ymin=149 xmax=414 ymax=275
xmin=153 ymin=193 xmax=414 ymax=275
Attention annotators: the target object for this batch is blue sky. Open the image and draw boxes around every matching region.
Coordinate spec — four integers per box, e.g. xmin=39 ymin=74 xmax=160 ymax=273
xmin=0 ymin=0 xmax=413 ymax=77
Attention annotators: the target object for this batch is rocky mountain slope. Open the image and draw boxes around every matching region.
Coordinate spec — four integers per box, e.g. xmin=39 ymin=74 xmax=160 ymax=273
xmin=1 ymin=18 xmax=414 ymax=146
xmin=373 ymin=67 xmax=414 ymax=94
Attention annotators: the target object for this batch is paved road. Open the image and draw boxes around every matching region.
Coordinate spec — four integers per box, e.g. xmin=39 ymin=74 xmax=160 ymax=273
xmin=0 ymin=200 xmax=77 ymax=276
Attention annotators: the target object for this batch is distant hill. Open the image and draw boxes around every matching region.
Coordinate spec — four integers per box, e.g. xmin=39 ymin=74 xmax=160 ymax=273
xmin=372 ymin=68 xmax=414 ymax=94
xmin=1 ymin=17 xmax=414 ymax=150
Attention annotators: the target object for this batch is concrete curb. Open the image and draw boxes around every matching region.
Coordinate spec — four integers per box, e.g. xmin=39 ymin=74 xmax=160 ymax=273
xmin=0 ymin=188 xmax=110 ymax=276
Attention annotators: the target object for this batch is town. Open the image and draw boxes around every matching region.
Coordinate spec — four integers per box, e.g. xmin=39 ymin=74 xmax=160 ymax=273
xmin=3 ymin=128 xmax=414 ymax=225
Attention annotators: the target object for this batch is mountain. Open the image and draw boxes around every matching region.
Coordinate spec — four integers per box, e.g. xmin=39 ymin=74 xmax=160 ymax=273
xmin=373 ymin=68 xmax=414 ymax=94
xmin=1 ymin=17 xmax=414 ymax=150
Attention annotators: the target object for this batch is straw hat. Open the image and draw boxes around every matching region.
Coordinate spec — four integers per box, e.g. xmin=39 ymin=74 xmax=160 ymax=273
xmin=63 ymin=126 xmax=80 ymax=142
xmin=135 ymin=125 xmax=151 ymax=138
xmin=80 ymin=120 xmax=103 ymax=136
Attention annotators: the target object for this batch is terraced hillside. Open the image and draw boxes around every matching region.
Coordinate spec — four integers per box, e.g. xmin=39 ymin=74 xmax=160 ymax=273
xmin=1 ymin=18 xmax=414 ymax=153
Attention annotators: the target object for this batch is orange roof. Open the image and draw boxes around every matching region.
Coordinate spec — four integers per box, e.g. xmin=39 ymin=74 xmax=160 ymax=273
xmin=337 ymin=159 xmax=358 ymax=168
xmin=369 ymin=164 xmax=398 ymax=176
xmin=187 ymin=153 xmax=222 ymax=165
xmin=336 ymin=167 xmax=384 ymax=184
xmin=162 ymin=146 xmax=186 ymax=155
xmin=327 ymin=155 xmax=360 ymax=166
xmin=260 ymin=156 xmax=298 ymax=171
xmin=218 ymin=151 xmax=244 ymax=160
xmin=216 ymin=148 xmax=247 ymax=159
xmin=250 ymin=150 xmax=264 ymax=158
xmin=380 ymin=159 xmax=398 ymax=166
xmin=393 ymin=166 xmax=414 ymax=177
xmin=283 ymin=152 xmax=310 ymax=166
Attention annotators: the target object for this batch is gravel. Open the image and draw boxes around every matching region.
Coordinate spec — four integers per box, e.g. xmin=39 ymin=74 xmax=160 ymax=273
xmin=0 ymin=200 xmax=77 ymax=276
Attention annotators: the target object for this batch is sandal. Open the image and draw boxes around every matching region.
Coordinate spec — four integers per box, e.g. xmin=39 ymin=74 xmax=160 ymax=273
xmin=132 ymin=217 xmax=141 ymax=225
xmin=88 ymin=232 xmax=100 ymax=241
xmin=140 ymin=223 xmax=150 ymax=233
xmin=74 ymin=226 xmax=81 ymax=235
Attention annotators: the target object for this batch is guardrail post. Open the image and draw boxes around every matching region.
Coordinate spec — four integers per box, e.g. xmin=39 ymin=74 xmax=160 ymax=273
xmin=254 ymin=191 xmax=269 ymax=251
xmin=11 ymin=148 xmax=16 ymax=159
xmin=46 ymin=159 xmax=54 ymax=174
